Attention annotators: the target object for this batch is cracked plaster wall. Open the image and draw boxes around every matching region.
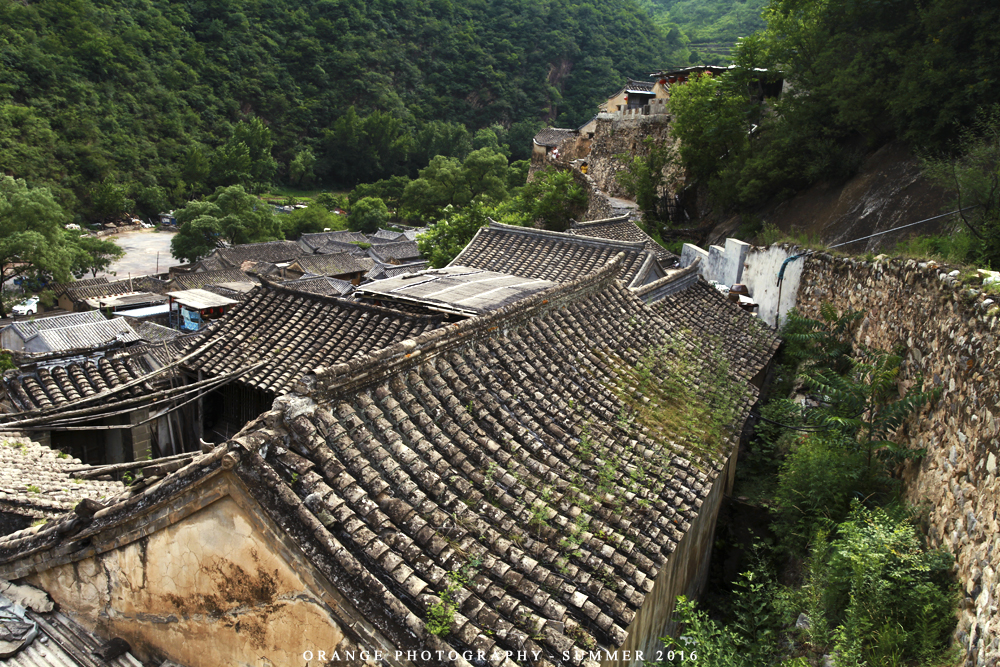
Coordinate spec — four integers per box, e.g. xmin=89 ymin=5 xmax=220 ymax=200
xmin=796 ymin=254 xmax=1000 ymax=667
xmin=29 ymin=495 xmax=349 ymax=667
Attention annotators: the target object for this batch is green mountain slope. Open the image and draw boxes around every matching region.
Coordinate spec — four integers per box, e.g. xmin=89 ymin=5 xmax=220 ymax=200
xmin=0 ymin=0 xmax=687 ymax=215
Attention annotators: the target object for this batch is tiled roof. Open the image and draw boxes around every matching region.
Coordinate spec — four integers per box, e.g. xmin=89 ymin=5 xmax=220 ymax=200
xmin=61 ymin=280 xmax=136 ymax=302
xmin=50 ymin=277 xmax=108 ymax=298
xmin=128 ymin=275 xmax=170 ymax=295
xmin=124 ymin=319 xmax=181 ymax=343
xmin=368 ymin=241 xmax=422 ymax=263
xmin=280 ymin=276 xmax=356 ymax=297
xmin=370 ymin=229 xmax=407 ymax=242
xmin=299 ymin=230 xmax=369 ymax=252
xmin=314 ymin=240 xmax=370 ymax=256
xmin=625 ymin=78 xmax=654 ymax=93
xmin=190 ymin=256 xmax=227 ymax=272
xmin=646 ymin=278 xmax=781 ymax=382
xmin=212 ymin=241 xmax=308 ymax=268
xmin=288 ymin=253 xmax=368 ymax=277
xmin=571 ymin=215 xmax=678 ymax=264
xmin=0 ymin=257 xmax=768 ymax=663
xmin=0 ymin=435 xmax=123 ymax=518
xmin=171 ymin=269 xmax=259 ymax=291
xmin=364 ymin=261 xmax=429 ymax=282
xmin=450 ymin=221 xmax=659 ymax=288
xmin=4 ymin=346 xmax=162 ymax=412
xmin=181 ymin=282 xmax=445 ymax=396
xmin=533 ymin=127 xmax=576 ymax=147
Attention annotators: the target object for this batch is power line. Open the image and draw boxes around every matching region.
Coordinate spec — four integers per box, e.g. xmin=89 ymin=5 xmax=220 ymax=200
xmin=827 ymin=206 xmax=977 ymax=249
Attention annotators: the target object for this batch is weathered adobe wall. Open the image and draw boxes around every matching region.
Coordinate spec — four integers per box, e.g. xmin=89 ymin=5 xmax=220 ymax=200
xmin=28 ymin=490 xmax=365 ymax=667
xmin=796 ymin=254 xmax=1000 ymax=667
xmin=586 ymin=116 xmax=682 ymax=200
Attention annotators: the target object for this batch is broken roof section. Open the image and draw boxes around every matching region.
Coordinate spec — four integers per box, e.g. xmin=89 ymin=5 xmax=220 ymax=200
xmin=356 ymin=266 xmax=557 ymax=316
xmin=298 ymin=230 xmax=369 ymax=253
xmin=450 ymin=221 xmax=665 ymax=288
xmin=0 ymin=435 xmax=123 ymax=520
xmin=570 ymin=215 xmax=678 ymax=265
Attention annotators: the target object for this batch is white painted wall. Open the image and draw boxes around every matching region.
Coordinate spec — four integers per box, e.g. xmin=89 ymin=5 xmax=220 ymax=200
xmin=740 ymin=245 xmax=804 ymax=327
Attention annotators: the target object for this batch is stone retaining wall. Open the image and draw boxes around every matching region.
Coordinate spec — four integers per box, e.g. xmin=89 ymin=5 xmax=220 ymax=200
xmin=796 ymin=254 xmax=1000 ymax=667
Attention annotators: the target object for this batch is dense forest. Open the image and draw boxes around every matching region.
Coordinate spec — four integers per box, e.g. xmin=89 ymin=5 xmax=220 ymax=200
xmin=664 ymin=0 xmax=1000 ymax=262
xmin=0 ymin=0 xmax=697 ymax=221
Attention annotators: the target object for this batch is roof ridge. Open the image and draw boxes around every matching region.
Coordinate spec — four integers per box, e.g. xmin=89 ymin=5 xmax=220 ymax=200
xmin=634 ymin=258 xmax=702 ymax=297
xmin=259 ymin=277 xmax=438 ymax=321
xmin=484 ymin=220 xmax=648 ymax=251
xmin=306 ymin=254 xmax=626 ymax=396
xmin=570 ymin=213 xmax=631 ymax=227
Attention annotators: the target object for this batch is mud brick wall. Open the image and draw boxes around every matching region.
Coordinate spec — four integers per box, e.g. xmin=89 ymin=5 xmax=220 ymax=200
xmin=797 ymin=253 xmax=1000 ymax=667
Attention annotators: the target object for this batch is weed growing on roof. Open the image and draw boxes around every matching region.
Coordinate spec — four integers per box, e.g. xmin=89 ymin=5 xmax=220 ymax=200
xmin=609 ymin=332 xmax=750 ymax=464
xmin=56 ymin=451 xmax=69 ymax=459
xmin=26 ymin=484 xmax=40 ymax=493
xmin=427 ymin=556 xmax=482 ymax=636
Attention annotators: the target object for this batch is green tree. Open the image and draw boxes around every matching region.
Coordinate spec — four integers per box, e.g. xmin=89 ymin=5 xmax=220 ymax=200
xmin=71 ymin=234 xmax=126 ymax=278
xmin=0 ymin=176 xmax=75 ymax=315
xmin=349 ymin=197 xmax=389 ymax=234
xmin=615 ymin=137 xmax=678 ymax=222
xmin=87 ymin=179 xmax=135 ymax=224
xmin=922 ymin=105 xmax=1000 ymax=265
xmin=288 ymin=148 xmax=317 ymax=187
xmin=281 ymin=205 xmax=347 ymax=240
xmin=417 ymin=202 xmax=493 ymax=268
xmin=520 ymin=169 xmax=588 ymax=231
xmin=170 ymin=185 xmax=282 ymax=262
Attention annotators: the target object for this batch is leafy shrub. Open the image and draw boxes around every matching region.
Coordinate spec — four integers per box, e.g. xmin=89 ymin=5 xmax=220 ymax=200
xmin=814 ymin=504 xmax=956 ymax=665
xmin=773 ymin=431 xmax=866 ymax=554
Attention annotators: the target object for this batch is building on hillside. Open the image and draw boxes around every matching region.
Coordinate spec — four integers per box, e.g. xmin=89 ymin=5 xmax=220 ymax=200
xmin=283 ymin=253 xmax=369 ymax=284
xmin=0 ymin=256 xmax=780 ymax=667
xmin=570 ymin=214 xmax=679 ymax=266
xmin=451 ymin=220 xmax=668 ymax=288
xmin=531 ymin=120 xmax=598 ymax=164
xmin=600 ymin=78 xmax=670 ymax=117
xmin=652 ymin=65 xmax=784 ymax=102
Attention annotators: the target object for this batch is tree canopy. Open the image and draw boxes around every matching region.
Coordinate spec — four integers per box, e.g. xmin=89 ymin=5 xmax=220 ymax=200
xmin=170 ymin=185 xmax=282 ymax=263
xmin=0 ymin=176 xmax=74 ymax=315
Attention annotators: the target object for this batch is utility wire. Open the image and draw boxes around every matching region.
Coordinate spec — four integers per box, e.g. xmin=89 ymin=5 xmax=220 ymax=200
xmin=826 ymin=206 xmax=978 ymax=249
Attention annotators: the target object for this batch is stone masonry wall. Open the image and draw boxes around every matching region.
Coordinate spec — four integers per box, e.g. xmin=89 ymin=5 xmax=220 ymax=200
xmin=796 ymin=254 xmax=1000 ymax=667
xmin=586 ymin=116 xmax=682 ymax=199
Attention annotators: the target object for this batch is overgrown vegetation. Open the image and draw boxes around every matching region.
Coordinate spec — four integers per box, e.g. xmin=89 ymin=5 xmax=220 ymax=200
xmin=666 ymin=0 xmax=1000 ymax=235
xmin=654 ymin=304 xmax=955 ymax=666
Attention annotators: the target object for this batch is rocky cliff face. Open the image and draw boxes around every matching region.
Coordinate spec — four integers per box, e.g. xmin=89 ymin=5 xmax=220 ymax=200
xmin=797 ymin=254 xmax=1000 ymax=667
xmin=709 ymin=142 xmax=953 ymax=251
xmin=585 ymin=115 xmax=683 ymax=200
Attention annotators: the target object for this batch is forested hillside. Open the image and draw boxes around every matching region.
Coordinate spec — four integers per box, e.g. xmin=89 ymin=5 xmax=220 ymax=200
xmin=639 ymin=0 xmax=766 ymax=63
xmin=0 ymin=0 xmax=689 ymax=220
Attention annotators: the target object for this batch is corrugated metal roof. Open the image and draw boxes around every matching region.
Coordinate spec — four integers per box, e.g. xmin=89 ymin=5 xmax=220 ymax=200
xmin=6 ymin=312 xmax=107 ymax=340
xmin=357 ymin=266 xmax=556 ymax=315
xmin=31 ymin=318 xmax=143 ymax=353
xmin=167 ymin=289 xmax=237 ymax=310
